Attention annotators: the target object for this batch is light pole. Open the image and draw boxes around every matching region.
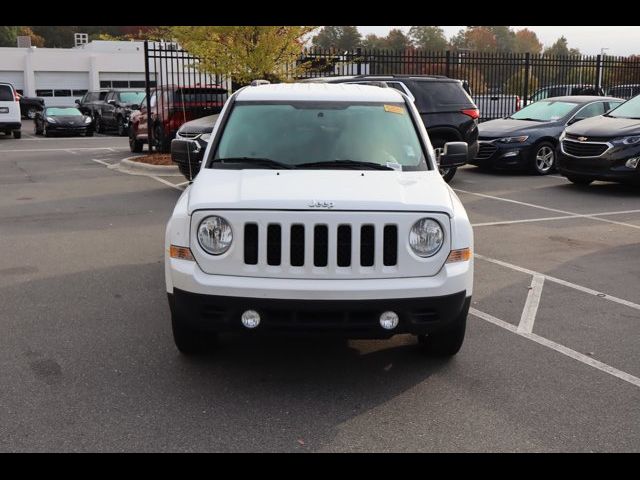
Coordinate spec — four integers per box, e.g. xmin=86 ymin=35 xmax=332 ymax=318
xmin=599 ymin=48 xmax=609 ymax=91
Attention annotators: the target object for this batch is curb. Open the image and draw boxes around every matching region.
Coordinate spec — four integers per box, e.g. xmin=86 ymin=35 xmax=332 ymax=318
xmin=111 ymin=156 xmax=182 ymax=177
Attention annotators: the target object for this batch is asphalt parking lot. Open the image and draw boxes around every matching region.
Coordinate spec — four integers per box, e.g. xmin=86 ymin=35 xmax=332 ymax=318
xmin=1 ymin=121 xmax=639 ymax=452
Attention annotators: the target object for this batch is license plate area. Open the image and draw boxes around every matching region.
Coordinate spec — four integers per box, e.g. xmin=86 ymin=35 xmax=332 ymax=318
xmin=0 ymin=107 xmax=9 ymax=114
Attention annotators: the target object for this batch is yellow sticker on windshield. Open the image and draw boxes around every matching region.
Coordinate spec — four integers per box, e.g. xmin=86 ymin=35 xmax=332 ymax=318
xmin=384 ymin=104 xmax=405 ymax=115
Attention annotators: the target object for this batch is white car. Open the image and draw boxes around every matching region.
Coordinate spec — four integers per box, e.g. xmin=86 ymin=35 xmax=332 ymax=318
xmin=165 ymin=83 xmax=474 ymax=356
xmin=0 ymin=82 xmax=22 ymax=139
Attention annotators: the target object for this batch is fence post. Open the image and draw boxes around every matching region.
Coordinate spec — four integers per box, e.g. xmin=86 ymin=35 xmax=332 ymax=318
xmin=356 ymin=47 xmax=362 ymax=75
xmin=595 ymin=54 xmax=603 ymax=91
xmin=143 ymin=40 xmax=154 ymax=153
xmin=445 ymin=50 xmax=451 ymax=77
xmin=523 ymin=52 xmax=531 ymax=104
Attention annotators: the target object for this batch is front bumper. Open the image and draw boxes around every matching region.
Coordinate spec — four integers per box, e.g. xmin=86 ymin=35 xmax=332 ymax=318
xmin=557 ymin=150 xmax=640 ymax=183
xmin=0 ymin=121 xmax=21 ymax=131
xmin=168 ymin=288 xmax=471 ymax=338
xmin=47 ymin=124 xmax=91 ymax=135
xmin=470 ymin=140 xmax=534 ymax=169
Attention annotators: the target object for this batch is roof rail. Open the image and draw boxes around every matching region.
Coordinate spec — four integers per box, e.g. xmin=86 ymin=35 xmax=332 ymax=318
xmin=250 ymin=79 xmax=271 ymax=86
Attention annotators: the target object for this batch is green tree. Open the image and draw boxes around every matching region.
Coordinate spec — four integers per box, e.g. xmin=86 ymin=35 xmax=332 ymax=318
xmin=544 ymin=36 xmax=581 ymax=56
xmin=408 ymin=26 xmax=448 ymax=51
xmin=168 ymin=26 xmax=318 ymax=85
xmin=514 ymin=29 xmax=543 ymax=54
xmin=17 ymin=26 xmax=45 ymax=47
xmin=311 ymin=26 xmax=361 ymax=50
xmin=0 ymin=26 xmax=18 ymax=47
xmin=384 ymin=28 xmax=412 ymax=51
xmin=504 ymin=68 xmax=539 ymax=95
xmin=465 ymin=27 xmax=497 ymax=52
xmin=361 ymin=34 xmax=385 ymax=49
xmin=485 ymin=26 xmax=516 ymax=52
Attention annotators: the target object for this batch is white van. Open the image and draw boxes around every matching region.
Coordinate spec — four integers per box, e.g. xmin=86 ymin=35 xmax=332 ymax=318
xmin=0 ymin=82 xmax=22 ymax=139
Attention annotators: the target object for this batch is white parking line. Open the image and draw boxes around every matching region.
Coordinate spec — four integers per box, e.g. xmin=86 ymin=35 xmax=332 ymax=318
xmin=472 ymin=208 xmax=640 ymax=227
xmin=456 ymin=188 xmax=640 ymax=230
xmin=518 ymin=275 xmax=545 ymax=334
xmin=150 ymin=176 xmax=185 ymax=191
xmin=470 ymin=308 xmax=640 ymax=389
xmin=476 ymin=253 xmax=640 ymax=312
xmin=91 ymin=158 xmax=113 ymax=167
xmin=0 ymin=147 xmax=129 ymax=153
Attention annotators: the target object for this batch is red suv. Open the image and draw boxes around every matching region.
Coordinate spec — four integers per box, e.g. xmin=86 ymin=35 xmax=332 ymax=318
xmin=129 ymin=85 xmax=228 ymax=153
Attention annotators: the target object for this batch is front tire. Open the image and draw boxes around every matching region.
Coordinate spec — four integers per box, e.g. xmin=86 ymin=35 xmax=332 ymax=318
xmin=530 ymin=142 xmax=556 ymax=175
xmin=417 ymin=300 xmax=469 ymax=357
xmin=13 ymin=130 xmax=21 ymax=139
xmin=129 ymin=125 xmax=144 ymax=153
xmin=26 ymin=107 xmax=37 ymax=119
xmin=117 ymin=117 xmax=127 ymax=136
xmin=95 ymin=115 xmax=104 ymax=134
xmin=171 ymin=314 xmax=218 ymax=355
xmin=153 ymin=123 xmax=171 ymax=153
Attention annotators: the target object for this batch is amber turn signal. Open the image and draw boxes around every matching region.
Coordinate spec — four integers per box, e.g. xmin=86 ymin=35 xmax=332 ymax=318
xmin=446 ymin=247 xmax=472 ymax=263
xmin=170 ymin=245 xmax=194 ymax=261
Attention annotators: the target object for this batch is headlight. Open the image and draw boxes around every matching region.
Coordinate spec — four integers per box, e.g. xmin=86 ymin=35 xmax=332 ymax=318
xmin=84 ymin=116 xmax=92 ymax=124
xmin=46 ymin=117 xmax=56 ymax=123
xmin=497 ymin=135 xmax=529 ymax=143
xmin=409 ymin=218 xmax=444 ymax=257
xmin=200 ymin=133 xmax=211 ymax=142
xmin=615 ymin=135 xmax=640 ymax=145
xmin=197 ymin=216 xmax=233 ymax=255
xmin=559 ymin=131 xmax=566 ymax=141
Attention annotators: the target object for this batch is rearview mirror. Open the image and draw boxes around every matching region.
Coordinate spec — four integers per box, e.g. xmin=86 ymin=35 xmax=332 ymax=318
xmin=171 ymin=138 xmax=204 ymax=180
xmin=439 ymin=141 xmax=468 ymax=168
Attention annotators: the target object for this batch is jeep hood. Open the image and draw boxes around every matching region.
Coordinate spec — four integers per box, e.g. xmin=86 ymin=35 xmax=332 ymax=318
xmin=186 ymin=169 xmax=454 ymax=216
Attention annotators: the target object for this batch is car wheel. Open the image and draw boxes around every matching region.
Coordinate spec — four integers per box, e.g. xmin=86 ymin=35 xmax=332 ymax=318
xmin=13 ymin=130 xmax=21 ymax=139
xmin=153 ymin=124 xmax=171 ymax=153
xmin=171 ymin=313 xmax=217 ymax=355
xmin=95 ymin=116 xmax=104 ymax=134
xmin=531 ymin=142 xmax=556 ymax=175
xmin=26 ymin=107 xmax=38 ymax=120
xmin=417 ymin=300 xmax=469 ymax=357
xmin=129 ymin=125 xmax=144 ymax=153
xmin=117 ymin=117 xmax=127 ymax=137
xmin=34 ymin=122 xmax=40 ymax=135
xmin=566 ymin=175 xmax=594 ymax=185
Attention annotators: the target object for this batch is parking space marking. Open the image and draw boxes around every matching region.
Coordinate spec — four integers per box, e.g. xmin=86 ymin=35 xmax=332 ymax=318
xmin=476 ymin=253 xmax=640 ymax=312
xmin=91 ymin=158 xmax=113 ymax=167
xmin=470 ymin=308 xmax=640 ymax=389
xmin=472 ymin=208 xmax=640 ymax=227
xmin=456 ymin=188 xmax=640 ymax=231
xmin=150 ymin=176 xmax=186 ymax=191
xmin=518 ymin=275 xmax=545 ymax=334
xmin=0 ymin=147 xmax=129 ymax=153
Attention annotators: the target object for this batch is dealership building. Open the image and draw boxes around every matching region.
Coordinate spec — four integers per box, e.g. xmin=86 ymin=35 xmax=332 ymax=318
xmin=0 ymin=40 xmax=151 ymax=106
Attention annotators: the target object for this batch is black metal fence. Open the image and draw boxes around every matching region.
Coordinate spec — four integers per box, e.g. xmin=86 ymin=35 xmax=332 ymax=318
xmin=144 ymin=41 xmax=230 ymax=152
xmin=294 ymin=48 xmax=640 ymax=121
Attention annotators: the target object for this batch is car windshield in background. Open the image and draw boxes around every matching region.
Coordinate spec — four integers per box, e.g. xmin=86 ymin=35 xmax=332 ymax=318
xmin=606 ymin=95 xmax=640 ymax=118
xmin=213 ymin=102 xmax=426 ymax=170
xmin=120 ymin=91 xmax=146 ymax=104
xmin=47 ymin=107 xmax=82 ymax=116
xmin=510 ymin=101 xmax=578 ymax=121
xmin=0 ymin=85 xmax=13 ymax=101
xmin=174 ymin=88 xmax=228 ymax=103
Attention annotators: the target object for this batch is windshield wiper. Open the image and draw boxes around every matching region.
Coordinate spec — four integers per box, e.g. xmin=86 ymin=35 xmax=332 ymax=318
xmin=212 ymin=157 xmax=294 ymax=169
xmin=296 ymin=160 xmax=395 ymax=170
xmin=509 ymin=117 xmax=545 ymax=122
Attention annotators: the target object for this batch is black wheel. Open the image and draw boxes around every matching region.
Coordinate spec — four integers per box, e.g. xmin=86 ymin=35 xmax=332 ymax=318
xmin=530 ymin=141 xmax=556 ymax=175
xmin=153 ymin=123 xmax=171 ymax=153
xmin=95 ymin=115 xmax=104 ymax=134
xmin=432 ymin=137 xmax=460 ymax=183
xmin=34 ymin=122 xmax=40 ymax=135
xmin=129 ymin=125 xmax=144 ymax=153
xmin=116 ymin=117 xmax=127 ymax=136
xmin=417 ymin=300 xmax=469 ymax=357
xmin=13 ymin=130 xmax=21 ymax=139
xmin=566 ymin=175 xmax=594 ymax=185
xmin=171 ymin=314 xmax=217 ymax=355
xmin=26 ymin=107 xmax=37 ymax=119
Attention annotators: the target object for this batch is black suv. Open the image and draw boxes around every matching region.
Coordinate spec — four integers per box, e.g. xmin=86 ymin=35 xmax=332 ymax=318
xmin=302 ymin=75 xmax=479 ymax=182
xmin=75 ymin=89 xmax=109 ymax=124
xmin=557 ymin=94 xmax=640 ymax=185
xmin=94 ymin=89 xmax=146 ymax=136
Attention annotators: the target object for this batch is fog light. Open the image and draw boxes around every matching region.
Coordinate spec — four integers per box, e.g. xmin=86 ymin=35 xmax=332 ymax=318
xmin=379 ymin=311 xmax=399 ymax=330
xmin=625 ymin=157 xmax=640 ymax=169
xmin=502 ymin=150 xmax=518 ymax=158
xmin=241 ymin=310 xmax=260 ymax=329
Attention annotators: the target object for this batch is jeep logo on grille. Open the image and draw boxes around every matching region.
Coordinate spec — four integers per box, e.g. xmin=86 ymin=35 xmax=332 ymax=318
xmin=577 ymin=136 xmax=588 ymax=142
xmin=308 ymin=201 xmax=334 ymax=209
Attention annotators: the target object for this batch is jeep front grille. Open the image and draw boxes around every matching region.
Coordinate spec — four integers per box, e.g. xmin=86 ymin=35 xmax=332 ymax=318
xmin=245 ymin=223 xmax=398 ymax=268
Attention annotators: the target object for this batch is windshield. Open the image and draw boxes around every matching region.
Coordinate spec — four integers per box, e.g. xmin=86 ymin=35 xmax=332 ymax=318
xmin=606 ymin=95 xmax=640 ymax=118
xmin=212 ymin=101 xmax=427 ymax=170
xmin=119 ymin=91 xmax=145 ymax=104
xmin=46 ymin=107 xmax=82 ymax=116
xmin=510 ymin=100 xmax=577 ymax=121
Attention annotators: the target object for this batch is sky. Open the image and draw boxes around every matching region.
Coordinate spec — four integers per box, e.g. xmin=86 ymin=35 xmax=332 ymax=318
xmin=357 ymin=26 xmax=640 ymax=56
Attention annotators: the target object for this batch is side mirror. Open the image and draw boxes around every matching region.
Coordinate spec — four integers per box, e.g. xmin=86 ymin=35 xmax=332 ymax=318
xmin=107 ymin=100 xmax=117 ymax=106
xmin=171 ymin=138 xmax=204 ymax=180
xmin=439 ymin=141 xmax=468 ymax=168
xmin=75 ymin=99 xmax=80 ymax=104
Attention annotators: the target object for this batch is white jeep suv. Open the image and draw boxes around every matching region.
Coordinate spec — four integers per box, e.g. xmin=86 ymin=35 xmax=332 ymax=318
xmin=165 ymin=83 xmax=473 ymax=356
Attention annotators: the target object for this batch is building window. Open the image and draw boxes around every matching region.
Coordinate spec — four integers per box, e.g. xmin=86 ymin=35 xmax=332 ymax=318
xmin=73 ymin=89 xmax=88 ymax=96
xmin=100 ymin=81 xmax=112 ymax=88
xmin=129 ymin=80 xmax=146 ymax=88
xmin=36 ymin=89 xmax=53 ymax=97
xmin=54 ymin=90 xmax=72 ymax=97
xmin=112 ymin=81 xmax=129 ymax=88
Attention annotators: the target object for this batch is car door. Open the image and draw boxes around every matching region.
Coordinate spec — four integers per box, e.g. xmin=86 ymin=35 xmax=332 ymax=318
xmin=102 ymin=92 xmax=117 ymax=126
xmin=568 ymin=101 xmax=607 ymax=125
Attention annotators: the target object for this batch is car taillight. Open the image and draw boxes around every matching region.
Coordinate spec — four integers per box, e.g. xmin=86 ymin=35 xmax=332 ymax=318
xmin=461 ymin=108 xmax=479 ymax=119
xmin=515 ymin=96 xmax=521 ymax=111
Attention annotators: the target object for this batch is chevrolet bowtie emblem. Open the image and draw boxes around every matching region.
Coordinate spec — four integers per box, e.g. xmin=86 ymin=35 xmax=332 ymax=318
xmin=577 ymin=136 xmax=588 ymax=142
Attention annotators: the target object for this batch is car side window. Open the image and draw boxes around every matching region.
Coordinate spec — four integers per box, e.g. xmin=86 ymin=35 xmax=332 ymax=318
xmin=606 ymin=101 xmax=624 ymax=111
xmin=573 ymin=102 xmax=606 ymax=121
